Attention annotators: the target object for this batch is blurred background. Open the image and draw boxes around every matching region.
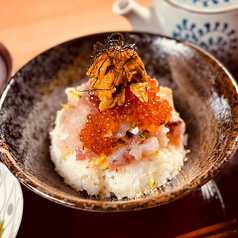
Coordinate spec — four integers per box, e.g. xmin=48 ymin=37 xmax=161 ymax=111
xmin=0 ymin=0 xmax=149 ymax=71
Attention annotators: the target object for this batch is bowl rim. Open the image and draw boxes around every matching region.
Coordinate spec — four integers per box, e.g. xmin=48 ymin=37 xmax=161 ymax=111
xmin=1 ymin=31 xmax=238 ymax=212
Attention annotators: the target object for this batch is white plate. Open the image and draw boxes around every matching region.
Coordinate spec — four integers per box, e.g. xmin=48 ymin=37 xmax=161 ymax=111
xmin=0 ymin=162 xmax=23 ymax=238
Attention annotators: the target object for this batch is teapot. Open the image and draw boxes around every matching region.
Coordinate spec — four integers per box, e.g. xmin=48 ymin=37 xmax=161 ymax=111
xmin=113 ymin=0 xmax=238 ymax=70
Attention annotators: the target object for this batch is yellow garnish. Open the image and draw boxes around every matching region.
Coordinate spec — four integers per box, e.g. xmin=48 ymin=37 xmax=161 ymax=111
xmin=111 ymin=136 xmax=129 ymax=153
xmin=61 ymin=104 xmax=70 ymax=113
xmin=151 ymin=179 xmax=155 ymax=187
xmin=120 ymin=135 xmax=129 ymax=143
xmin=139 ymin=132 xmax=146 ymax=140
xmin=155 ymin=151 xmax=160 ymax=157
xmin=96 ymin=154 xmax=107 ymax=166
xmin=70 ymin=90 xmax=82 ymax=99
xmin=0 ymin=219 xmax=4 ymax=237
xmin=131 ymin=122 xmax=136 ymax=129
xmin=102 ymin=165 xmax=109 ymax=171
xmin=95 ymin=155 xmax=109 ymax=171
xmin=176 ymin=112 xmax=180 ymax=117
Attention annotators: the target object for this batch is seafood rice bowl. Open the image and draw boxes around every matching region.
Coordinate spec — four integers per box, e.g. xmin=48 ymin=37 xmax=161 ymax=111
xmin=50 ymin=35 xmax=188 ymax=199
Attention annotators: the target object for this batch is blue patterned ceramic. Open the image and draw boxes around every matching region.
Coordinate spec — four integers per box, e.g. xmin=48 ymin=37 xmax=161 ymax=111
xmin=0 ymin=162 xmax=23 ymax=238
xmin=113 ymin=0 xmax=238 ymax=70
xmin=170 ymin=0 xmax=236 ymax=10
xmin=172 ymin=19 xmax=237 ymax=64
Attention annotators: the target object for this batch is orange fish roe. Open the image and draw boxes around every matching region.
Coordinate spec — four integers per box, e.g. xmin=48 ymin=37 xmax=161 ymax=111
xmin=79 ymin=78 xmax=172 ymax=155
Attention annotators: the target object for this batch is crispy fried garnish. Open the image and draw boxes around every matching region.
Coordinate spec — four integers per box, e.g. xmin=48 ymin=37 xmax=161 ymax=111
xmin=130 ymin=82 xmax=148 ymax=103
xmin=86 ymin=35 xmax=149 ymax=111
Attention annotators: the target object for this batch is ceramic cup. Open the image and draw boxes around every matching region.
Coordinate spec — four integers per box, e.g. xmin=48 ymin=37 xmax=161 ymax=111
xmin=113 ymin=0 xmax=238 ymax=70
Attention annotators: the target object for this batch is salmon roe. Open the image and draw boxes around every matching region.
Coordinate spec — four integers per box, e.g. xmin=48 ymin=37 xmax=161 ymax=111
xmin=79 ymin=78 xmax=172 ymax=155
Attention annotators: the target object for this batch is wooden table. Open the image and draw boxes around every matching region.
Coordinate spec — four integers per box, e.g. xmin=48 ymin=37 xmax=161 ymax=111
xmin=1 ymin=1 xmax=238 ymax=237
xmin=0 ymin=0 xmax=149 ymax=72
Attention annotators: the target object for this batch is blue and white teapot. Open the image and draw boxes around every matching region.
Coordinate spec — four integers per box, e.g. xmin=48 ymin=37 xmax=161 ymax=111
xmin=113 ymin=0 xmax=238 ymax=69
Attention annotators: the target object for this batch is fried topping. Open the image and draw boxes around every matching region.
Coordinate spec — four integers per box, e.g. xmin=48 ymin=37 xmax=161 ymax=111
xmin=86 ymin=34 xmax=148 ymax=111
xmin=79 ymin=78 xmax=172 ymax=155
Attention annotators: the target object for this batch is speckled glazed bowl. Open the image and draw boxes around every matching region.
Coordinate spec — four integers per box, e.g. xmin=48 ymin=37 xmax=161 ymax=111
xmin=0 ymin=32 xmax=238 ymax=212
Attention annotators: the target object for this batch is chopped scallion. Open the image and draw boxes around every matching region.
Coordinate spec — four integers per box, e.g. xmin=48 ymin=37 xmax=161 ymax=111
xmin=70 ymin=90 xmax=82 ymax=99
xmin=131 ymin=122 xmax=136 ymax=129
xmin=102 ymin=166 xmax=108 ymax=171
xmin=139 ymin=132 xmax=146 ymax=140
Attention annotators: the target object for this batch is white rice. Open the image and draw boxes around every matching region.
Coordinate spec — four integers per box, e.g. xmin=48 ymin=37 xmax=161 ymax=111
xmin=50 ymin=84 xmax=187 ymax=199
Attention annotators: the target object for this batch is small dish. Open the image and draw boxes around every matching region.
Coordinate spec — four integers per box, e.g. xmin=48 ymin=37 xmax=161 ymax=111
xmin=0 ymin=162 xmax=23 ymax=237
xmin=0 ymin=32 xmax=238 ymax=211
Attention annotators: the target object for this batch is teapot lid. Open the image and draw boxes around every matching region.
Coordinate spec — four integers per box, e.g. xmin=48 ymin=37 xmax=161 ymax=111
xmin=167 ymin=0 xmax=238 ymax=13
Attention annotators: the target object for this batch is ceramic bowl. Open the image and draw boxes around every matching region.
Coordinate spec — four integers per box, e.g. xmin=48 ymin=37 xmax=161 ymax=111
xmin=0 ymin=32 xmax=238 ymax=212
